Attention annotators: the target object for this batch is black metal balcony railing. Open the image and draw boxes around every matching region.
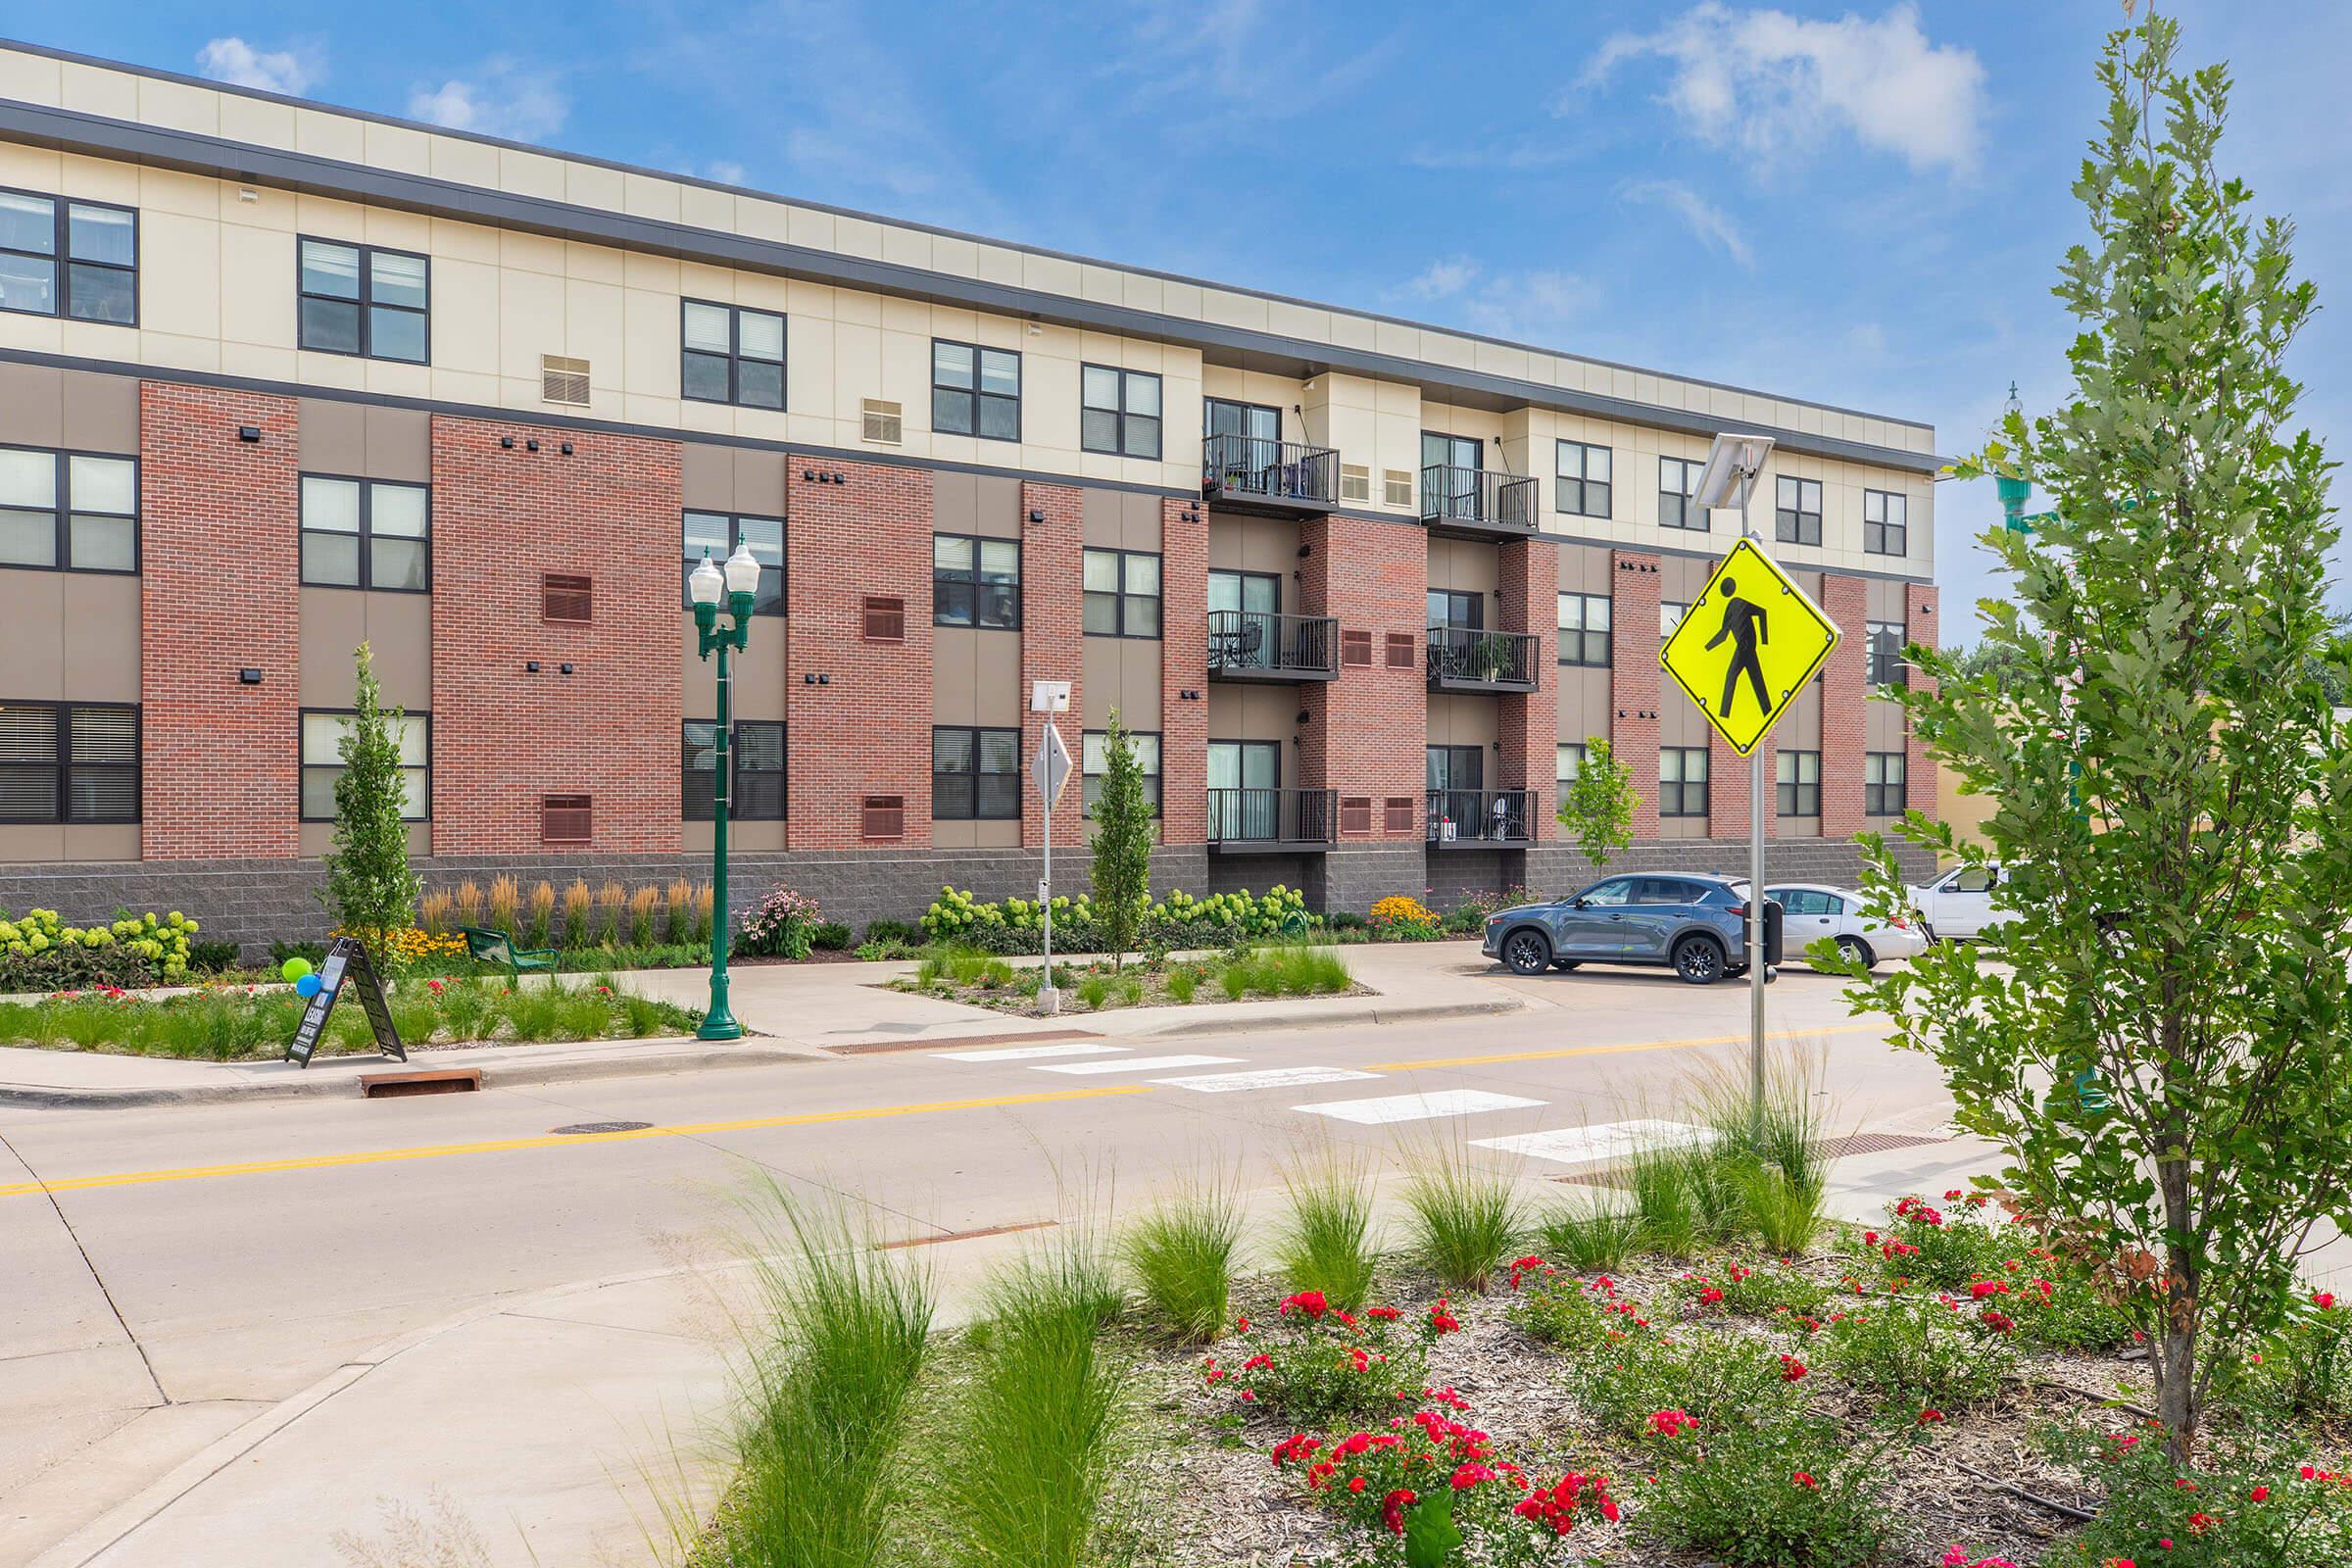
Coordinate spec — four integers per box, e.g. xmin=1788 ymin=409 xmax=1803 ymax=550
xmin=1419 ymin=465 xmax=1538 ymax=533
xmin=1425 ymin=788 xmax=1539 ymax=846
xmin=1207 ymin=787 xmax=1338 ymax=849
xmin=1425 ymin=626 xmax=1540 ymax=689
xmin=1208 ymin=610 xmax=1340 ymax=681
xmin=1202 ymin=434 xmax=1340 ymax=512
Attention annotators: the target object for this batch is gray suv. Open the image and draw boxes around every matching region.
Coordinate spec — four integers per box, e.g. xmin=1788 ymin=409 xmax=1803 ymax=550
xmin=1480 ymin=873 xmax=1776 ymax=985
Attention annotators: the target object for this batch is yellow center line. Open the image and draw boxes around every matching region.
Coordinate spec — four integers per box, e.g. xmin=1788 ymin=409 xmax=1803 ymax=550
xmin=0 ymin=1085 xmax=1154 ymax=1200
xmin=1363 ymin=1019 xmax=1885 ymax=1072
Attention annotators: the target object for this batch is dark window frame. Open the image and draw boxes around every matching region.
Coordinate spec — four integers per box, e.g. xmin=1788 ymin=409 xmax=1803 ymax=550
xmin=682 ymin=718 xmax=787 ymax=822
xmin=681 ymin=510 xmax=786 ymax=615
xmin=298 ymin=707 xmax=429 ymax=823
xmin=1659 ymin=456 xmax=1706 ymax=531
xmin=931 ymin=724 xmax=1022 ymax=821
xmin=1867 ymin=619 xmax=1908 ymax=688
xmin=0 ymin=700 xmax=139 ymax=824
xmin=1555 ymin=741 xmax=1588 ymax=805
xmin=680 ymin=298 xmax=786 ymax=410
xmin=297 ymin=472 xmax=432 ymax=592
xmin=1774 ymin=474 xmax=1824 ymax=547
xmin=1080 ymin=364 xmax=1162 ymax=459
xmin=1556 ymin=591 xmax=1611 ymax=667
xmin=931 ymin=338 xmax=1020 ymax=442
xmin=1081 ymin=728 xmax=1163 ymax=817
xmin=1554 ymin=438 xmax=1613 ymax=519
xmin=1776 ymin=749 xmax=1821 ymax=818
xmin=1082 ymin=547 xmax=1162 ymax=639
xmin=0 ymin=443 xmax=139 ymax=575
xmin=1204 ymin=396 xmax=1281 ymax=441
xmin=1865 ymin=751 xmax=1908 ymax=817
xmin=933 ymin=532 xmax=1022 ymax=629
xmin=1427 ymin=588 xmax=1484 ymax=631
xmin=1660 ymin=746 xmax=1710 ymax=818
xmin=1864 ymin=488 xmax=1909 ymax=556
xmin=0 ymin=186 xmax=138 ymax=325
xmin=297 ymin=236 xmax=430 ymax=363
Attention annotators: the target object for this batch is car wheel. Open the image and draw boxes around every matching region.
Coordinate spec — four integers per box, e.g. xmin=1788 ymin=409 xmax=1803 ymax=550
xmin=1920 ymin=922 xmax=1939 ymax=945
xmin=1500 ymin=928 xmax=1553 ymax=975
xmin=1835 ymin=934 xmax=1877 ymax=970
xmin=1673 ymin=935 xmax=1726 ymax=985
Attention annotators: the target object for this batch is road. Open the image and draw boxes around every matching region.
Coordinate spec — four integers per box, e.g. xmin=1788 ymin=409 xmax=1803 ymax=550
xmin=1 ymin=956 xmax=1956 ymax=1563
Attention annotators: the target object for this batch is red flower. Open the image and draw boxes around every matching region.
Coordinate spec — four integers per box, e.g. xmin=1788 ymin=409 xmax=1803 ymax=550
xmin=1699 ymin=1286 xmax=1725 ymax=1306
xmin=1648 ymin=1408 xmax=1699 ymax=1437
xmin=1379 ymin=1487 xmax=1416 ymax=1535
xmin=1780 ymin=1354 xmax=1808 ymax=1381
xmin=1235 ymin=1314 xmax=1250 ymax=1333
xmin=1428 ymin=1300 xmax=1461 ymax=1335
xmin=1348 ymin=1475 xmax=1367 ymax=1494
xmin=2317 ymin=1292 xmax=2338 ymax=1311
xmin=1366 ymin=1305 xmax=1400 ymax=1321
xmin=1918 ymin=1408 xmax=1946 ymax=1424
xmin=1279 ymin=1290 xmax=1328 ymax=1319
xmin=2187 ymin=1511 xmax=2215 ymax=1534
xmin=1792 ymin=1471 xmax=1817 ymax=1489
xmin=2251 ymin=1485 xmax=2270 ymax=1501
xmin=1241 ymin=1353 xmax=1272 ymax=1371
xmin=1449 ymin=1461 xmax=1496 ymax=1491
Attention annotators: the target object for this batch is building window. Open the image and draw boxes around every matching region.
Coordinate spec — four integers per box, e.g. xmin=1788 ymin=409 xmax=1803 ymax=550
xmin=1865 ymin=489 xmax=1908 ymax=556
xmin=932 ymin=339 xmax=1019 ymax=441
xmin=1080 ymin=365 xmax=1161 ymax=459
xmin=681 ymin=300 xmax=785 ymax=410
xmin=1555 ymin=439 xmax=1612 ymax=518
xmin=1428 ymin=589 xmax=1483 ymax=630
xmin=0 ymin=189 xmax=136 ymax=324
xmin=300 ymin=709 xmax=427 ymax=821
xmin=1082 ymin=548 xmax=1161 ymax=637
xmin=0 ymin=446 xmax=137 ymax=573
xmin=1555 ymin=741 xmax=1587 ymax=806
xmin=0 ymin=702 xmax=137 ymax=823
xmin=1867 ymin=619 xmax=1907 ymax=687
xmin=1659 ymin=457 xmax=1705 ymax=531
xmin=1660 ymin=600 xmax=1690 ymax=639
xmin=1557 ymin=592 xmax=1611 ymax=666
xmin=1775 ymin=475 xmax=1823 ymax=547
xmin=1082 ymin=730 xmax=1161 ymax=815
xmin=298 ymin=238 xmax=428 ymax=362
xmin=1660 ymin=746 xmax=1709 ymax=817
xmin=933 ymin=726 xmax=1020 ymax=820
xmin=1777 ymin=750 xmax=1821 ymax=817
xmin=682 ymin=720 xmax=785 ymax=821
xmin=299 ymin=476 xmax=429 ymax=591
xmin=933 ymin=534 xmax=1020 ymax=628
xmin=1865 ymin=752 xmax=1907 ymax=817
xmin=681 ymin=511 xmax=784 ymax=614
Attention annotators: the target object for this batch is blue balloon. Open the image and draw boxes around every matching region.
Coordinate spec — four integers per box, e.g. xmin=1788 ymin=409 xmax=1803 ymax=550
xmin=295 ymin=972 xmax=324 ymax=998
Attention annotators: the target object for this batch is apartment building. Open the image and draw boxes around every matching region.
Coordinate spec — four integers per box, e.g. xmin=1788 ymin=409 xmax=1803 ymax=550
xmin=0 ymin=39 xmax=1941 ymax=943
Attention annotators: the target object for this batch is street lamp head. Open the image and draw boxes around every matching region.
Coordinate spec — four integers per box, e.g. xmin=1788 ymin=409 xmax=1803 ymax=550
xmin=688 ymin=550 xmax=724 ymax=608
xmin=723 ymin=541 xmax=762 ymax=600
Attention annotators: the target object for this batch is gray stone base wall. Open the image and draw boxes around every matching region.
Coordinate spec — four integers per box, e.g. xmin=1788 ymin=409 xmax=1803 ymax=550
xmin=0 ymin=836 xmax=1938 ymax=953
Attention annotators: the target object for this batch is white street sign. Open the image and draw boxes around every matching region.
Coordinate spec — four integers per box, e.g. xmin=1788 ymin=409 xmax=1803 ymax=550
xmin=1034 ymin=722 xmax=1072 ymax=810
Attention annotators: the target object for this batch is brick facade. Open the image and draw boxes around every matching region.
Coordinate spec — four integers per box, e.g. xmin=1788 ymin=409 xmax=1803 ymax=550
xmin=428 ymin=416 xmax=683 ymax=854
xmin=1019 ymin=481 xmax=1085 ymax=849
xmin=1496 ymin=537 xmax=1558 ymax=842
xmin=138 ymin=382 xmax=302 ymax=859
xmin=787 ymin=457 xmax=935 ymax=850
xmin=1708 ymin=726 xmax=1772 ymax=840
xmin=1904 ymin=582 xmax=1939 ymax=824
xmin=1158 ymin=497 xmax=1209 ymax=847
xmin=1607 ymin=551 xmax=1664 ymax=841
xmin=1819 ymin=574 xmax=1870 ymax=842
xmin=1298 ymin=513 xmax=1429 ymax=840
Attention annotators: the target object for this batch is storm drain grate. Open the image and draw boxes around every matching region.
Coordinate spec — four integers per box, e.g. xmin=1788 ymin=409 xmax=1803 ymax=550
xmin=551 ymin=1120 xmax=655 ymax=1136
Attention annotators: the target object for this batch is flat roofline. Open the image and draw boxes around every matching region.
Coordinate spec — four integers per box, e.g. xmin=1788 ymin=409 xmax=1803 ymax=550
xmin=0 ymin=33 xmax=1935 ymax=441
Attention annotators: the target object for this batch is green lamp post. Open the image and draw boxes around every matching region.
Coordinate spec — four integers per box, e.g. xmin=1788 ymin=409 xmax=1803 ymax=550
xmin=688 ymin=541 xmax=763 ymax=1042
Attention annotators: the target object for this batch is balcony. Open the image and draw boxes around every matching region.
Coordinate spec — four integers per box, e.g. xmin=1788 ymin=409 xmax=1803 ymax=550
xmin=1426 ymin=789 xmax=1539 ymax=849
xmin=1208 ymin=610 xmax=1340 ymax=683
xmin=1425 ymin=627 xmax=1540 ymax=692
xmin=1207 ymin=787 xmax=1337 ymax=854
xmin=1420 ymin=465 xmax=1538 ymax=539
xmin=1201 ymin=434 xmax=1341 ymax=516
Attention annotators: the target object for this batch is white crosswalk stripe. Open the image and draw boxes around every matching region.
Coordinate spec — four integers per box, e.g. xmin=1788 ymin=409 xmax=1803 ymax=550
xmin=1151 ymin=1065 xmax=1381 ymax=1094
xmin=931 ymin=1042 xmax=1128 ymax=1062
xmin=1469 ymin=1119 xmax=1712 ymax=1166
xmin=1031 ymin=1054 xmax=1243 ymax=1076
xmin=1294 ymin=1089 xmax=1545 ymax=1125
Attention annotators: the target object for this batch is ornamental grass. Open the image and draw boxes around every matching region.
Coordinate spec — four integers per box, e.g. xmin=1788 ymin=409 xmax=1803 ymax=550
xmin=1120 ymin=1175 xmax=1245 ymax=1345
xmin=1272 ymin=1152 xmax=1381 ymax=1310
xmin=1398 ymin=1141 xmax=1528 ymax=1295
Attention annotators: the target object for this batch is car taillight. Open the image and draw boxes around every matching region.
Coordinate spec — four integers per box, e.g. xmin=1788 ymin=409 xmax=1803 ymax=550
xmin=1890 ymin=915 xmax=1910 ymax=929
xmin=1727 ymin=902 xmax=1748 ymax=917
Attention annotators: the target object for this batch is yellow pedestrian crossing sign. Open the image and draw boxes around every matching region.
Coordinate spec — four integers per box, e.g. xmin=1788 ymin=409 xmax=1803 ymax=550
xmin=1658 ymin=536 xmax=1841 ymax=757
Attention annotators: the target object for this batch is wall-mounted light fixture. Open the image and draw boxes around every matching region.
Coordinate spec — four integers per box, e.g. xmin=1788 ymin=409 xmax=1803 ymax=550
xmin=500 ymin=436 xmax=515 ymax=450
xmin=526 ymin=661 xmax=541 ymax=673
xmin=237 ymin=667 xmax=263 ymax=684
xmin=236 ymin=425 xmax=261 ymax=443
xmin=525 ymin=438 xmax=540 ymax=453
xmin=559 ymin=662 xmax=574 ymax=675
xmin=560 ymin=441 xmax=574 ymax=456
xmin=1028 ymin=510 xmax=1045 ymax=523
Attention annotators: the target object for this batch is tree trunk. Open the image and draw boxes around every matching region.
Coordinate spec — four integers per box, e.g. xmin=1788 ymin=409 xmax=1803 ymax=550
xmin=2158 ymin=1148 xmax=2200 ymax=1467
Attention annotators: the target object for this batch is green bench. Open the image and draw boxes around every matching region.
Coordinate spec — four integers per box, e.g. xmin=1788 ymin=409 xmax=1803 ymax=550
xmin=461 ymin=926 xmax=559 ymax=981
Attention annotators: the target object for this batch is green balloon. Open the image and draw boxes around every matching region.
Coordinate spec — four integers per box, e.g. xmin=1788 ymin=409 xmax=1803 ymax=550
xmin=280 ymin=956 xmax=314 ymax=983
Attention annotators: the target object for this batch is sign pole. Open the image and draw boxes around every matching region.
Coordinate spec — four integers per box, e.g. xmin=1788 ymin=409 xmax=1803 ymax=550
xmin=1030 ymin=682 xmax=1073 ymax=1018
xmin=1041 ymin=763 xmax=1057 ymax=1017
xmin=1740 ymin=484 xmax=1766 ymax=1129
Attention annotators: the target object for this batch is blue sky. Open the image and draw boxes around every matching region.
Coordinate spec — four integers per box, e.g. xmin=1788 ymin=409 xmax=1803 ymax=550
xmin=10 ymin=1 xmax=2349 ymax=636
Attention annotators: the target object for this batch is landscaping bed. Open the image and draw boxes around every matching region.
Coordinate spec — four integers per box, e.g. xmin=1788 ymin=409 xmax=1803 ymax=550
xmin=886 ymin=943 xmax=1364 ymax=1015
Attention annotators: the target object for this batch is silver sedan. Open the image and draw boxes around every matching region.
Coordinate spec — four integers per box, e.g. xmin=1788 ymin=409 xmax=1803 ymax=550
xmin=1762 ymin=883 xmax=1927 ymax=969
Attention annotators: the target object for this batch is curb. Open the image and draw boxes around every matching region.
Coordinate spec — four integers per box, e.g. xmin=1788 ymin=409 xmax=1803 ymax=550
xmin=1113 ymin=996 xmax=1526 ymax=1039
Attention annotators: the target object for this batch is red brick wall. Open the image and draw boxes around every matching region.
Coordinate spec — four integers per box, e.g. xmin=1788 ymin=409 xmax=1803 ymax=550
xmin=138 ymin=382 xmax=302 ymax=859
xmin=1496 ymin=536 xmax=1558 ymax=842
xmin=427 ymin=416 xmax=682 ymax=854
xmin=1608 ymin=551 xmax=1663 ymax=841
xmin=1904 ymin=582 xmax=1940 ymax=824
xmin=788 ymin=457 xmax=933 ymax=850
xmin=1709 ymin=725 xmax=1771 ymax=840
xmin=1020 ymin=481 xmax=1084 ymax=849
xmin=1819 ymin=574 xmax=1870 ymax=842
xmin=1158 ymin=497 xmax=1208 ymax=847
xmin=1298 ymin=514 xmax=1427 ymax=839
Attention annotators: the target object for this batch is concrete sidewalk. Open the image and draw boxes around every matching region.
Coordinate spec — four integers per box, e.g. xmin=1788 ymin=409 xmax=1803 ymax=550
xmin=0 ymin=943 xmax=1528 ymax=1108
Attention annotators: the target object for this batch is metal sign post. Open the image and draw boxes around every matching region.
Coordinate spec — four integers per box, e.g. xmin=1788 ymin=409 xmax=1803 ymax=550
xmin=1030 ymin=680 xmax=1073 ymax=1016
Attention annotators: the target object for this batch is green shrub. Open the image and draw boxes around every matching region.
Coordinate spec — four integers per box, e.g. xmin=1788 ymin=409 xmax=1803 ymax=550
xmin=1673 ymin=1258 xmax=1831 ymax=1322
xmin=2222 ymin=1290 xmax=2352 ymax=1422
xmin=1214 ymin=943 xmax=1351 ymax=1000
xmin=737 ymin=887 xmax=820 ymax=958
xmin=2035 ymin=1422 xmax=2352 ymax=1568
xmin=1075 ymin=971 xmax=1110 ymax=1008
xmin=1400 ymin=1144 xmax=1526 ymax=1294
xmin=1509 ymin=1270 xmax=1652 ymax=1354
xmin=808 ymin=920 xmax=853 ymax=951
xmin=1203 ymin=1291 xmax=1431 ymax=1427
xmin=0 ymin=906 xmax=198 ymax=990
xmin=1164 ymin=964 xmax=1200 ymax=1004
xmin=185 ymin=938 xmax=242 ymax=973
xmin=1637 ymin=1413 xmax=1902 ymax=1568
xmin=862 ymin=918 xmax=920 ymax=946
xmin=916 ymin=883 xmax=1311 ymax=955
xmin=1273 ymin=1155 xmax=1380 ymax=1309
xmin=1815 ymin=1297 xmax=2014 ymax=1413
xmin=1560 ymin=1324 xmax=1807 ymax=1444
xmin=1628 ymin=1139 xmax=1701 ymax=1256
xmin=1536 ymin=1200 xmax=1641 ymax=1274
xmin=1120 ymin=1181 xmax=1243 ymax=1345
xmin=1861 ymin=1191 xmax=2018 ymax=1290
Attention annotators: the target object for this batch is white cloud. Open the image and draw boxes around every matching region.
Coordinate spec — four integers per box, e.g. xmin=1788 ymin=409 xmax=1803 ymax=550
xmin=1403 ymin=257 xmax=1479 ymax=300
xmin=196 ymin=37 xmax=317 ymax=96
xmin=1582 ymin=2 xmax=1984 ymax=175
xmin=407 ymin=60 xmax=568 ymax=141
xmin=1618 ymin=178 xmax=1754 ymax=266
xmin=1392 ymin=261 xmax=1597 ymax=344
xmin=700 ymin=161 xmax=748 ymax=187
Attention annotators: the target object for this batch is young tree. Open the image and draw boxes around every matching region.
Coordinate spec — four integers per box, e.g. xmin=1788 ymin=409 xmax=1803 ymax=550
xmin=1088 ymin=712 xmax=1153 ymax=970
xmin=1841 ymin=11 xmax=2350 ymax=1465
xmin=1554 ymin=735 xmax=1636 ymax=871
xmin=319 ymin=642 xmax=422 ymax=949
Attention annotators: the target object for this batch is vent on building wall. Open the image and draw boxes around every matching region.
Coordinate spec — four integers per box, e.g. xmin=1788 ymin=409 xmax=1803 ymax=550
xmin=1384 ymin=632 xmax=1417 ymax=668
xmin=540 ymin=355 xmax=592 ymax=407
xmin=542 ymin=794 xmax=593 ymax=843
xmin=1341 ymin=629 xmax=1372 ymax=667
xmin=542 ymin=573 xmax=593 ymax=623
xmin=1340 ymin=464 xmax=1371 ymax=504
xmin=1339 ymin=797 xmax=1372 ymax=836
xmin=862 ymin=596 xmax=906 ymax=642
xmin=861 ymin=796 xmax=905 ymax=841
xmin=1383 ymin=469 xmax=1413 ymax=508
xmin=860 ymin=399 xmax=904 ymax=444
xmin=1384 ymin=796 xmax=1416 ymax=834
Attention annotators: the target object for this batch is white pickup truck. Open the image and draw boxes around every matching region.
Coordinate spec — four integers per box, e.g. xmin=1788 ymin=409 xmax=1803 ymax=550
xmin=1906 ymin=864 xmax=2006 ymax=942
